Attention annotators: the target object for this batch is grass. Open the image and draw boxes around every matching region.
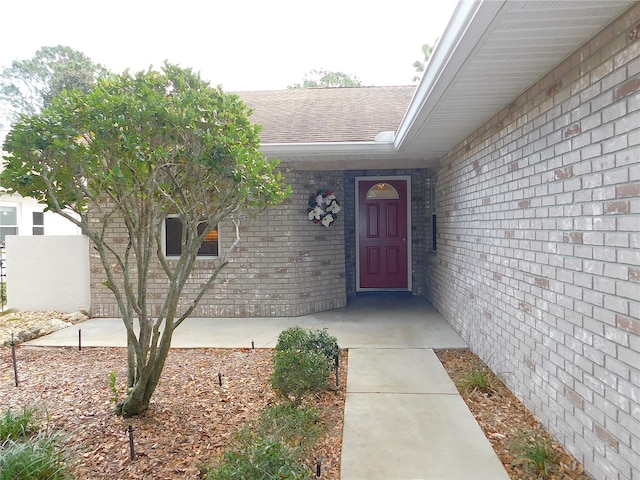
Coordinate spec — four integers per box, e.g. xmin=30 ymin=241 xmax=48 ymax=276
xmin=457 ymin=360 xmax=500 ymax=395
xmin=509 ymin=431 xmax=560 ymax=478
xmin=0 ymin=407 xmax=72 ymax=479
xmin=0 ymin=432 xmax=71 ymax=480
xmin=0 ymin=407 xmax=39 ymax=442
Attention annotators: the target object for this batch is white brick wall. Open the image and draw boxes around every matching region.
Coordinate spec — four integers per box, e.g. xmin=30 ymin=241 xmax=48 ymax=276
xmin=426 ymin=4 xmax=640 ymax=479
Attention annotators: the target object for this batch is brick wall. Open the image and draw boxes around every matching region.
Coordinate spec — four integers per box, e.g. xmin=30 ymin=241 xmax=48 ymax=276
xmin=90 ymin=168 xmax=347 ymax=318
xmin=426 ymin=4 xmax=640 ymax=479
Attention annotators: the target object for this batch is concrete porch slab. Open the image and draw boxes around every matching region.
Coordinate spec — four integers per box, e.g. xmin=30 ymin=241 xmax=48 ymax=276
xmin=26 ymin=296 xmax=467 ymax=350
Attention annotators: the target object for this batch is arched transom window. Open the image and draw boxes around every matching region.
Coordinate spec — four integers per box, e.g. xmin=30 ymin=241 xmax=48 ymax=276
xmin=366 ymin=182 xmax=399 ymax=199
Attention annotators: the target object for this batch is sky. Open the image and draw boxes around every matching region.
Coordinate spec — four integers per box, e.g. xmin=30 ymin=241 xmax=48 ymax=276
xmin=1 ymin=0 xmax=457 ymax=90
xmin=0 ymin=0 xmax=457 ymax=137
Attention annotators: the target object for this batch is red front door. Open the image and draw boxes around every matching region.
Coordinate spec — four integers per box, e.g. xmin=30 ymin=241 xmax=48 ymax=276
xmin=357 ymin=178 xmax=410 ymax=290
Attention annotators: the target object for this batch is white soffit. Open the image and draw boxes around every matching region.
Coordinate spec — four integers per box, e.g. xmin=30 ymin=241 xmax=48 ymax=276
xmin=396 ymin=0 xmax=635 ymax=162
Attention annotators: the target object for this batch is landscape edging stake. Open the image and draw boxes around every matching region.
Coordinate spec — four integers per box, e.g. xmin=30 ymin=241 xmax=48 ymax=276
xmin=10 ymin=333 xmax=18 ymax=387
xmin=128 ymin=425 xmax=135 ymax=460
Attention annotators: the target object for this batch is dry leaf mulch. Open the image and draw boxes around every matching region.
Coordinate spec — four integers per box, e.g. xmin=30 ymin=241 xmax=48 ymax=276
xmin=436 ymin=349 xmax=590 ymax=480
xmin=1 ymin=345 xmax=347 ymax=479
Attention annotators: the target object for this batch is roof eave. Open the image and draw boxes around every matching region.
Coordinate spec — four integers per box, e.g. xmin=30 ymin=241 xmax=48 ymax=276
xmin=394 ymin=0 xmax=505 ymax=152
xmin=260 ymin=140 xmax=396 ymax=157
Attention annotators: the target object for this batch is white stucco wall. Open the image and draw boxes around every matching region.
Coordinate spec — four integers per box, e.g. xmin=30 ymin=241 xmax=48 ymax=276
xmin=5 ymin=235 xmax=90 ymax=312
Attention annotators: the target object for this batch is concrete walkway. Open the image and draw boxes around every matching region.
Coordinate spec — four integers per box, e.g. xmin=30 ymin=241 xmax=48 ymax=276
xmin=27 ymin=295 xmax=509 ymax=479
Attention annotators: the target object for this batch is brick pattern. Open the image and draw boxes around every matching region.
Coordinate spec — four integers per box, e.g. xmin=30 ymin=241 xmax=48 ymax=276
xmin=426 ymin=4 xmax=640 ymax=480
xmin=90 ymin=169 xmax=347 ymax=318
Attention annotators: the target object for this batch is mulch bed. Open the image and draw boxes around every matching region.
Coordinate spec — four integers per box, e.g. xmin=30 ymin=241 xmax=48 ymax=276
xmin=436 ymin=349 xmax=590 ymax=480
xmin=1 ymin=346 xmax=347 ymax=479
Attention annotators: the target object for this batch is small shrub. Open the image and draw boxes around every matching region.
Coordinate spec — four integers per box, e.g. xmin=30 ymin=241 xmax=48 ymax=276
xmin=204 ymin=403 xmax=321 ymax=478
xmin=256 ymin=403 xmax=320 ymax=449
xmin=509 ymin=431 xmax=560 ymax=478
xmin=211 ymin=438 xmax=307 ymax=480
xmin=272 ymin=326 xmax=339 ymax=403
xmin=206 ymin=433 xmax=308 ymax=480
xmin=457 ymin=361 xmax=499 ymax=395
xmin=0 ymin=431 xmax=72 ymax=480
xmin=306 ymin=328 xmax=340 ymax=362
xmin=275 ymin=326 xmax=339 ymax=362
xmin=0 ymin=407 xmax=39 ymax=442
xmin=274 ymin=326 xmax=309 ymax=353
xmin=272 ymin=349 xmax=331 ymax=404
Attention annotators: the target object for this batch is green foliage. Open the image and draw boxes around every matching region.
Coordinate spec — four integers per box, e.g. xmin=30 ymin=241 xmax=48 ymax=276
xmin=272 ymin=327 xmax=339 ymax=403
xmin=1 ymin=63 xmax=290 ymax=215
xmin=275 ymin=326 xmax=339 ymax=361
xmin=509 ymin=431 xmax=560 ymax=478
xmin=0 ymin=62 xmax=291 ymax=417
xmin=205 ymin=404 xmax=318 ymax=480
xmin=412 ymin=41 xmax=436 ymax=82
xmin=0 ymin=431 xmax=71 ymax=480
xmin=288 ymin=69 xmax=362 ymax=89
xmin=457 ymin=361 xmax=500 ymax=396
xmin=108 ymin=371 xmax=119 ymax=404
xmin=0 ymin=45 xmax=109 ymax=126
xmin=256 ymin=404 xmax=320 ymax=449
xmin=0 ymin=407 xmax=72 ymax=479
xmin=0 ymin=407 xmax=39 ymax=442
xmin=272 ymin=350 xmax=331 ymax=404
xmin=274 ymin=326 xmax=309 ymax=352
xmin=206 ymin=436 xmax=308 ymax=480
xmin=0 ymin=282 xmax=6 ymax=307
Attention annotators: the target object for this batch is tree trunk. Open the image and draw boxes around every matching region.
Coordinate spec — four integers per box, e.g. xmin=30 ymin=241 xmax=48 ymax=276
xmin=117 ymin=326 xmax=174 ymax=417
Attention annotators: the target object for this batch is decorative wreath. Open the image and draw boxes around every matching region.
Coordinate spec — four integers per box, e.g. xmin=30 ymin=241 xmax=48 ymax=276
xmin=307 ymin=189 xmax=341 ymax=227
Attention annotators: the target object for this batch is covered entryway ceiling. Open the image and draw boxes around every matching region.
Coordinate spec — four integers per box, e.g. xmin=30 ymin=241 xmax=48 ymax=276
xmin=258 ymin=0 xmax=635 ymax=171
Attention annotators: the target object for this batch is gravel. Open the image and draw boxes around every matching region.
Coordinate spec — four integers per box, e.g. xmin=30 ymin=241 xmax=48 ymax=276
xmin=0 ymin=309 xmax=89 ymax=346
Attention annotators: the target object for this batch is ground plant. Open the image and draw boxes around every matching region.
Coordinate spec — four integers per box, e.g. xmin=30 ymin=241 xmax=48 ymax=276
xmin=272 ymin=327 xmax=339 ymax=404
xmin=509 ymin=431 xmax=560 ymax=478
xmin=0 ymin=406 xmax=39 ymax=441
xmin=108 ymin=371 xmax=119 ymax=405
xmin=206 ymin=404 xmax=320 ymax=480
xmin=457 ymin=359 xmax=500 ymax=395
xmin=206 ymin=328 xmax=338 ymax=478
xmin=0 ymin=407 xmax=72 ymax=480
xmin=0 ymin=432 xmax=71 ymax=480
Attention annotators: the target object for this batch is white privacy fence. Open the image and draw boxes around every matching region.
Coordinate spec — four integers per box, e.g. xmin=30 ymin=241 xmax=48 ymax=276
xmin=5 ymin=235 xmax=90 ymax=313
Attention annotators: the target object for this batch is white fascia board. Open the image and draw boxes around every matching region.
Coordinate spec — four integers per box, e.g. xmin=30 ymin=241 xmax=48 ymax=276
xmin=260 ymin=140 xmax=396 ymax=157
xmin=394 ymin=0 xmax=506 ymax=151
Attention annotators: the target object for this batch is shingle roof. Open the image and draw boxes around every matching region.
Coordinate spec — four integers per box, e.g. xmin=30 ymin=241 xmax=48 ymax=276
xmin=237 ymin=86 xmax=415 ymax=144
